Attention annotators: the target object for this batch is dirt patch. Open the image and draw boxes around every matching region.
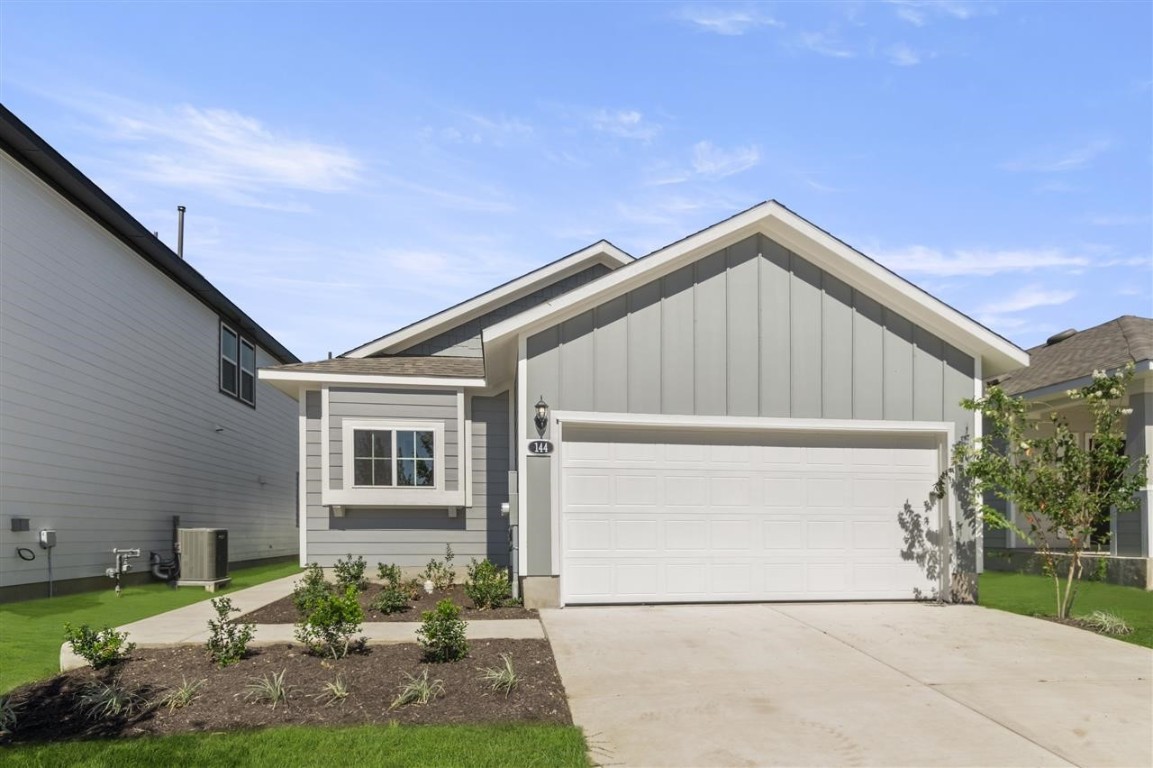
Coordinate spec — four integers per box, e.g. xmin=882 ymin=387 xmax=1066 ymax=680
xmin=240 ymin=583 xmax=537 ymax=624
xmin=3 ymin=639 xmax=569 ymax=744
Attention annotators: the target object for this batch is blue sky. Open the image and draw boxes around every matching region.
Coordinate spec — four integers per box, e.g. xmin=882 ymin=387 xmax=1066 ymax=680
xmin=2 ymin=1 xmax=1149 ymax=362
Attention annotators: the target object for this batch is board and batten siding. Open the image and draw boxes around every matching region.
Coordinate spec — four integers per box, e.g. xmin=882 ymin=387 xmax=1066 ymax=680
xmin=523 ymin=233 xmax=977 ymax=576
xmin=0 ymin=154 xmax=298 ymax=596
xmin=305 ymin=390 xmax=511 ymax=567
xmin=392 ymin=264 xmax=612 ymax=358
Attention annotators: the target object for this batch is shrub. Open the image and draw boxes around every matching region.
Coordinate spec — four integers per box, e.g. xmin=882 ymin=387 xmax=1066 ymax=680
xmin=389 ymin=669 xmax=444 ymax=709
xmin=421 ymin=544 xmax=456 ymax=591
xmin=159 ymin=677 xmax=206 ymax=712
xmin=244 ymin=670 xmax=292 ymax=709
xmin=292 ymin=563 xmax=332 ymax=617
xmin=64 ymin=623 xmax=136 ymax=669
xmin=206 ymin=597 xmax=256 ymax=667
xmin=377 ymin=562 xmax=402 ymax=587
xmin=478 ymin=653 xmax=519 ymax=696
xmin=1081 ymin=610 xmax=1133 ymax=635
xmin=334 ymin=554 xmax=368 ymax=592
xmin=294 ymin=585 xmax=367 ymax=659
xmin=315 ymin=675 xmax=349 ymax=706
xmin=372 ymin=585 xmax=411 ymax=615
xmin=0 ymin=694 xmax=19 ymax=735
xmin=417 ymin=598 xmax=468 ymax=663
xmin=465 ymin=558 xmax=511 ymax=609
xmin=78 ymin=678 xmax=150 ymax=721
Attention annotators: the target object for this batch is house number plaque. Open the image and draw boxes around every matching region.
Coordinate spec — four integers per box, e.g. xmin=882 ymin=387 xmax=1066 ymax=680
xmin=527 ymin=439 xmax=554 ymax=455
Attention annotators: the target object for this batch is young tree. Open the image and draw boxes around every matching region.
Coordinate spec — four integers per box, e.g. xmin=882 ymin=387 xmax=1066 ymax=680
xmin=939 ymin=364 xmax=1147 ymax=618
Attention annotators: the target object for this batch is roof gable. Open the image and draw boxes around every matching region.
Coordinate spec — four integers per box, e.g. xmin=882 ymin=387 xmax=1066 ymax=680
xmin=345 ymin=241 xmax=632 ymax=358
xmin=486 ymin=201 xmax=1028 ymax=377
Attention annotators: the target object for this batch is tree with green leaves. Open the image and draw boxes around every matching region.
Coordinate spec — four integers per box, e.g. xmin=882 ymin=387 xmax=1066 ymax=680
xmin=938 ymin=363 xmax=1147 ymax=618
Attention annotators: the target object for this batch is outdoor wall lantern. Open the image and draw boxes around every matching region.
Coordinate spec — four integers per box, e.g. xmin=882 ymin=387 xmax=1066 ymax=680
xmin=534 ymin=396 xmax=550 ymax=436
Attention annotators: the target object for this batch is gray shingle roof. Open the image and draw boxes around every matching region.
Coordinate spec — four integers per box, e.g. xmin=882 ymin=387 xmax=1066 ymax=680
xmin=993 ymin=316 xmax=1152 ymax=396
xmin=271 ymin=356 xmax=485 ymax=378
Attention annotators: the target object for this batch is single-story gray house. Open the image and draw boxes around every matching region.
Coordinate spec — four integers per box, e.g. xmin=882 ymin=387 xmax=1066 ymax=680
xmin=0 ymin=105 xmax=301 ymax=601
xmin=261 ymin=202 xmax=1029 ymax=607
xmin=983 ymin=315 xmax=1152 ymax=588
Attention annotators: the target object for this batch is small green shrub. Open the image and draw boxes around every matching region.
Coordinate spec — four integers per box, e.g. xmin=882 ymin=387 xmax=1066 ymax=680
xmin=78 ymin=678 xmax=150 ymax=721
xmin=294 ymin=585 xmax=367 ymax=659
xmin=421 ymin=544 xmax=456 ymax=591
xmin=334 ymin=554 xmax=368 ymax=592
xmin=372 ymin=585 xmax=411 ymax=615
xmin=206 ymin=597 xmax=256 ymax=667
xmin=0 ymin=694 xmax=20 ymax=734
xmin=64 ymin=623 xmax=136 ymax=669
xmin=1081 ymin=610 xmax=1133 ymax=635
xmin=377 ymin=562 xmax=402 ymax=587
xmin=292 ymin=563 xmax=332 ymax=617
xmin=389 ymin=669 xmax=444 ymax=709
xmin=465 ymin=558 xmax=511 ymax=609
xmin=314 ymin=675 xmax=349 ymax=707
xmin=478 ymin=653 xmax=519 ymax=696
xmin=159 ymin=677 xmax=206 ymax=712
xmin=244 ymin=670 xmax=292 ymax=709
xmin=417 ymin=598 xmax=468 ymax=663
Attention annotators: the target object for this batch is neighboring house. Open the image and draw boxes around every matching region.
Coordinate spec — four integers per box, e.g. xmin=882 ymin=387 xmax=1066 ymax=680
xmin=0 ymin=105 xmax=301 ymax=601
xmin=263 ymin=201 xmax=1028 ymax=608
xmin=983 ymin=316 xmax=1153 ymax=589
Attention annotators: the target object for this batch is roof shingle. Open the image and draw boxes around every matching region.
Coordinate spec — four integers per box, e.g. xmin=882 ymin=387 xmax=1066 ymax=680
xmin=270 ymin=356 xmax=485 ymax=378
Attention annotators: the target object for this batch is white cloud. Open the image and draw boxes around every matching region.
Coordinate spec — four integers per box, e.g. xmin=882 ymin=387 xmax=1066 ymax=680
xmin=798 ymin=31 xmax=855 ymax=59
xmin=677 ymin=6 xmax=783 ymax=36
xmin=590 ymin=109 xmax=661 ymax=141
xmin=691 ymin=141 xmax=761 ymax=178
xmin=886 ymin=43 xmax=922 ymax=66
xmin=878 ymin=245 xmax=1091 ymax=277
xmin=887 ymin=1 xmax=980 ymax=26
xmin=102 ymin=104 xmax=361 ymax=202
xmin=1002 ymin=139 xmax=1112 ymax=173
xmin=977 ymin=285 xmax=1076 ymax=316
xmin=1087 ymin=213 xmax=1150 ymax=227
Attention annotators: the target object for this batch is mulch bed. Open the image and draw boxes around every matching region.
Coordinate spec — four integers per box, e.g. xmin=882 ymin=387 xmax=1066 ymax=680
xmin=3 ymin=639 xmax=569 ymax=744
xmin=240 ymin=583 xmax=537 ymax=624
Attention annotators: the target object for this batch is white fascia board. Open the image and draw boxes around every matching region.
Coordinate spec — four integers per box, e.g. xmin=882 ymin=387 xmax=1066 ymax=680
xmin=552 ymin=410 xmax=953 ymax=436
xmin=258 ymin=369 xmax=486 ymax=391
xmin=344 ymin=242 xmax=632 ymax=358
xmin=485 ymin=201 xmax=1029 ymax=376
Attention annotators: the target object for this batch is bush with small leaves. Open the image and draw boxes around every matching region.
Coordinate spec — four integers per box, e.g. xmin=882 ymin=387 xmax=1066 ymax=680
xmin=334 ymin=554 xmax=368 ymax=592
xmin=465 ymin=558 xmax=512 ymax=609
xmin=64 ymin=623 xmax=136 ymax=669
xmin=389 ymin=669 xmax=444 ymax=709
xmin=292 ymin=562 xmax=332 ymax=618
xmin=377 ymin=562 xmax=402 ymax=587
xmin=478 ymin=653 xmax=519 ymax=696
xmin=159 ymin=677 xmax=206 ymax=712
xmin=244 ymin=670 xmax=292 ymax=709
xmin=420 ymin=544 xmax=456 ymax=591
xmin=372 ymin=585 xmax=411 ymax=615
xmin=417 ymin=598 xmax=468 ymax=663
xmin=206 ymin=596 xmax=256 ymax=667
xmin=294 ymin=585 xmax=367 ymax=659
xmin=79 ymin=678 xmax=150 ymax=721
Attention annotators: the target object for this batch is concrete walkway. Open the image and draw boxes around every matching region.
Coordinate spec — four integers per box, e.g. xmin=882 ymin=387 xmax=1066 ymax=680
xmin=60 ymin=574 xmax=543 ymax=671
xmin=542 ymin=603 xmax=1153 ymax=768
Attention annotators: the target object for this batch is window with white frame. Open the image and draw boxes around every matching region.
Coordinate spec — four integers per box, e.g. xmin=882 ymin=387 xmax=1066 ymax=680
xmin=348 ymin=424 xmax=439 ymax=489
xmin=220 ymin=322 xmax=256 ymax=406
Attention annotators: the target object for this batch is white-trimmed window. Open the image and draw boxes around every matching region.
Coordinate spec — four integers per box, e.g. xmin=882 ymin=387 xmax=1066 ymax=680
xmin=220 ymin=322 xmax=256 ymax=406
xmin=341 ymin=420 xmax=444 ymax=492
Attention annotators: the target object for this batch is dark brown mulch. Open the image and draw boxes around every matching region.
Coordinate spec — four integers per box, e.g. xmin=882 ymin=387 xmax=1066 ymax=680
xmin=240 ymin=583 xmax=537 ymax=624
xmin=3 ymin=639 xmax=569 ymax=744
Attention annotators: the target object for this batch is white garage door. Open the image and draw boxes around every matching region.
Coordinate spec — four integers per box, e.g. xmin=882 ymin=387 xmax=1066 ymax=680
xmin=560 ymin=425 xmax=943 ymax=604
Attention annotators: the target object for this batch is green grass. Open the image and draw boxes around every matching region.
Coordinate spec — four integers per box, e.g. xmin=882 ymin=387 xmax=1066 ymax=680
xmin=980 ymin=571 xmax=1153 ymax=648
xmin=0 ymin=560 xmax=299 ymax=692
xmin=0 ymin=724 xmax=589 ymax=767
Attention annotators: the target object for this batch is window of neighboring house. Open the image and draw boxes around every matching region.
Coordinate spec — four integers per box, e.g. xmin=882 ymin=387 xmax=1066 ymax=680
xmin=220 ymin=322 xmax=256 ymax=407
xmin=352 ymin=428 xmax=436 ymax=488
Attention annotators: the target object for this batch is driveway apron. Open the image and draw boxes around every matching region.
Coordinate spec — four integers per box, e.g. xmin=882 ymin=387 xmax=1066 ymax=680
xmin=541 ymin=603 xmax=1152 ymax=768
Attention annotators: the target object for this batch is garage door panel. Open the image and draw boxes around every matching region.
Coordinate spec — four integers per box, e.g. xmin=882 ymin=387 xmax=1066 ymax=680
xmin=561 ymin=426 xmax=941 ymax=604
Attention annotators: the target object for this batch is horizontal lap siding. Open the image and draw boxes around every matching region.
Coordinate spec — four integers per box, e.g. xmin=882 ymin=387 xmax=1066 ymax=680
xmin=0 ymin=156 xmax=298 ymax=593
xmin=305 ymin=391 xmax=510 ymax=567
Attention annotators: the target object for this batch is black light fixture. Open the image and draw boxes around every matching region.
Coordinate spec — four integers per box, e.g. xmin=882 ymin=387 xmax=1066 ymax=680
xmin=534 ymin=396 xmax=549 ymax=436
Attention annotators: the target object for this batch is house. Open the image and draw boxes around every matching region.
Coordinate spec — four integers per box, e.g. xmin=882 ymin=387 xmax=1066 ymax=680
xmin=0 ymin=105 xmax=301 ymax=601
xmin=983 ymin=315 xmax=1153 ymax=589
xmin=261 ymin=201 xmax=1029 ymax=608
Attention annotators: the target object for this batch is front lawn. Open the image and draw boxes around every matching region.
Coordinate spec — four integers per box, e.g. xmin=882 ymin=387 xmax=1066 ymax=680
xmin=0 ymin=724 xmax=589 ymax=768
xmin=0 ymin=560 xmax=299 ymax=692
xmin=979 ymin=571 xmax=1153 ymax=648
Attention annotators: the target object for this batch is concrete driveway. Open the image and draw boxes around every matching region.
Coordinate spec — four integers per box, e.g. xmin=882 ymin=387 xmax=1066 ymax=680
xmin=541 ymin=603 xmax=1152 ymax=767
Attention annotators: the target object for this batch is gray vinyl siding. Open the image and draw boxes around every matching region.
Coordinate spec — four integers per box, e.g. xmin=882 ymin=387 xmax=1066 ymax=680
xmin=0 ymin=154 xmax=298 ymax=594
xmin=393 ymin=264 xmax=612 ymax=358
xmin=326 ymin=388 xmax=459 ymax=492
xmin=524 ymin=233 xmax=977 ymax=575
xmin=304 ymin=391 xmax=511 ymax=567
